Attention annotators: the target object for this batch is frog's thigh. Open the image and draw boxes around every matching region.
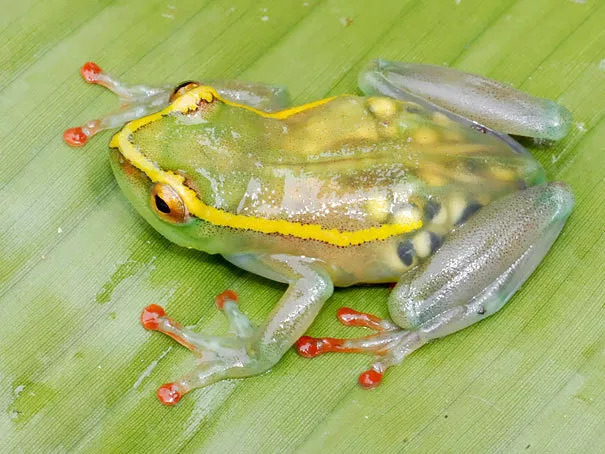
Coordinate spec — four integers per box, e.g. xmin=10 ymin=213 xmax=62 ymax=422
xmin=209 ymin=80 xmax=291 ymax=112
xmin=358 ymin=59 xmax=571 ymax=140
xmin=388 ymin=182 xmax=574 ymax=338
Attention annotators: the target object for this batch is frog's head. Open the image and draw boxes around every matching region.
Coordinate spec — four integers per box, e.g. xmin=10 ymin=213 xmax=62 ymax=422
xmin=63 ymin=62 xmax=245 ymax=253
xmin=109 ymin=82 xmax=242 ymax=252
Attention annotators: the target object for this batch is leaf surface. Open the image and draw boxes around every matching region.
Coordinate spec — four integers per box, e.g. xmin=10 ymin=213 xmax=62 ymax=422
xmin=1 ymin=0 xmax=603 ymax=452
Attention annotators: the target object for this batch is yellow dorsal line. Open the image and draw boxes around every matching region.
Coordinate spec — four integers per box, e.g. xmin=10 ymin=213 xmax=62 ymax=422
xmin=109 ymin=86 xmax=422 ymax=246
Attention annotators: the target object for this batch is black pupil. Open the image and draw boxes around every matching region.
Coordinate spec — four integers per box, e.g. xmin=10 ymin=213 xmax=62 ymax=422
xmin=155 ymin=195 xmax=171 ymax=213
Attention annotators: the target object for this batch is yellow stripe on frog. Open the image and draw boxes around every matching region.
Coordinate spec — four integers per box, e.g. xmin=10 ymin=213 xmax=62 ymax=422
xmin=109 ymin=85 xmax=422 ymax=246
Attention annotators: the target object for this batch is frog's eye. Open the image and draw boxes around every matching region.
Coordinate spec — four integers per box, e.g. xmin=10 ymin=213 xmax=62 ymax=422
xmin=151 ymin=183 xmax=189 ymax=224
xmin=170 ymin=81 xmax=201 ymax=101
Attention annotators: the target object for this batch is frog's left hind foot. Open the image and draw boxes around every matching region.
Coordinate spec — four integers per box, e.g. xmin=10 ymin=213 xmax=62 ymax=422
xmin=296 ymin=307 xmax=412 ymax=388
xmin=140 ymin=290 xmax=259 ymax=405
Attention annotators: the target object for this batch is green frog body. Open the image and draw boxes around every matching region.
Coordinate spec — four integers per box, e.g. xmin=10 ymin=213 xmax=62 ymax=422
xmin=65 ymin=59 xmax=574 ymax=405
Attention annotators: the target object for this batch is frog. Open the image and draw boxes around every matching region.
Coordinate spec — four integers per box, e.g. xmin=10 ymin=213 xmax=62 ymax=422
xmin=64 ymin=59 xmax=574 ymax=405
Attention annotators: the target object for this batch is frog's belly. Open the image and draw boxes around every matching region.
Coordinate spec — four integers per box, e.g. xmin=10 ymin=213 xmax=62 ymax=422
xmin=232 ymin=185 xmax=505 ymax=287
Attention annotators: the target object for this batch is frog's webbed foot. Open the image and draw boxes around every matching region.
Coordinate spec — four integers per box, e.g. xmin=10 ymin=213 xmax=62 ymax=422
xmin=64 ymin=62 xmax=173 ymax=146
xmin=140 ymin=291 xmax=259 ymax=405
xmin=296 ymin=307 xmax=416 ymax=388
xmin=63 ymin=62 xmax=292 ymax=147
xmin=140 ymin=255 xmax=334 ymax=405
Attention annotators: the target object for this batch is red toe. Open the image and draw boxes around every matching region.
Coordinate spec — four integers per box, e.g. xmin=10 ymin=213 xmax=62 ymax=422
xmin=140 ymin=304 xmax=166 ymax=330
xmin=215 ymin=290 xmax=238 ymax=310
xmin=157 ymin=382 xmax=182 ymax=405
xmin=336 ymin=307 xmax=385 ymax=331
xmin=359 ymin=368 xmax=384 ymax=389
xmin=296 ymin=336 xmax=323 ymax=358
xmin=63 ymin=127 xmax=88 ymax=147
xmin=80 ymin=61 xmax=103 ymax=83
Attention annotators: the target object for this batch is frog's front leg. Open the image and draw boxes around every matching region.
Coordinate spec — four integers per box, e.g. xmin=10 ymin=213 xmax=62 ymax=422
xmin=63 ymin=62 xmax=291 ymax=146
xmin=298 ymin=182 xmax=573 ymax=387
xmin=208 ymin=79 xmax=291 ymax=112
xmin=359 ymin=59 xmax=571 ymax=140
xmin=141 ymin=254 xmax=333 ymax=405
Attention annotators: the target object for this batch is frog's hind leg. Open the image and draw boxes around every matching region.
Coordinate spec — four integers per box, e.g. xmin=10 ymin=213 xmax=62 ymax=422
xmin=359 ymin=59 xmax=571 ymax=140
xmin=64 ymin=62 xmax=173 ymax=146
xmin=298 ymin=182 xmax=574 ymax=388
xmin=297 ymin=307 xmax=401 ymax=357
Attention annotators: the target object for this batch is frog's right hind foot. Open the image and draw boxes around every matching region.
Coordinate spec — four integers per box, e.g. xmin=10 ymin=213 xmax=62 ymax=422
xmin=296 ymin=307 xmax=412 ymax=389
xmin=63 ymin=62 xmax=172 ymax=146
xmin=359 ymin=59 xmax=571 ymax=140
xmin=299 ymin=182 xmax=574 ymax=389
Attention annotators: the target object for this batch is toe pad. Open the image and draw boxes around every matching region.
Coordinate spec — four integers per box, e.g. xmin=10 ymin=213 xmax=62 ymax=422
xmin=140 ymin=304 xmax=166 ymax=330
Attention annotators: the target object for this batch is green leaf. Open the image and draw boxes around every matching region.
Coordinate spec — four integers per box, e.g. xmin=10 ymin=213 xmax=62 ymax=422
xmin=1 ymin=0 xmax=603 ymax=451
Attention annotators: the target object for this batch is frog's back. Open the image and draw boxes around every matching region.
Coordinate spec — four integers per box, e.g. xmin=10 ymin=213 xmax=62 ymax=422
xmin=206 ymin=96 xmax=545 ymax=235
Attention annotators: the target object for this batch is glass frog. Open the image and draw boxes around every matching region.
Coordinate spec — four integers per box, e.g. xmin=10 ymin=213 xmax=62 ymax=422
xmin=64 ymin=59 xmax=574 ymax=405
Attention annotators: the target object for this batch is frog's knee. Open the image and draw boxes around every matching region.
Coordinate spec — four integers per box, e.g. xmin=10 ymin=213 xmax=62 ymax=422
xmin=387 ymin=284 xmax=423 ymax=330
xmin=538 ymin=101 xmax=572 ymax=141
xmin=539 ymin=181 xmax=574 ymax=221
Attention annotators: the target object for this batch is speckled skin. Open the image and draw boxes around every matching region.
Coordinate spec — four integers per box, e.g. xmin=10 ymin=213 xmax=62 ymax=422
xmin=67 ymin=60 xmax=574 ymax=403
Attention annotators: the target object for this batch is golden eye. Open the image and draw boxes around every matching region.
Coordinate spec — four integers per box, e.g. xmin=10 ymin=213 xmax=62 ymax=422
xmin=151 ymin=183 xmax=188 ymax=223
xmin=170 ymin=81 xmax=200 ymax=101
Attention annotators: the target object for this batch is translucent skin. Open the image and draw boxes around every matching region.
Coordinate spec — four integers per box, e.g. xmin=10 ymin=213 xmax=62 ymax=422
xmin=66 ymin=60 xmax=574 ymax=404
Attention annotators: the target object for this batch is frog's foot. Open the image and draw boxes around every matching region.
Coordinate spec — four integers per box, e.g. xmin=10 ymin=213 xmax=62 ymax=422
xmin=64 ymin=62 xmax=173 ymax=146
xmin=296 ymin=308 xmax=418 ymax=388
xmin=140 ymin=290 xmax=262 ymax=405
